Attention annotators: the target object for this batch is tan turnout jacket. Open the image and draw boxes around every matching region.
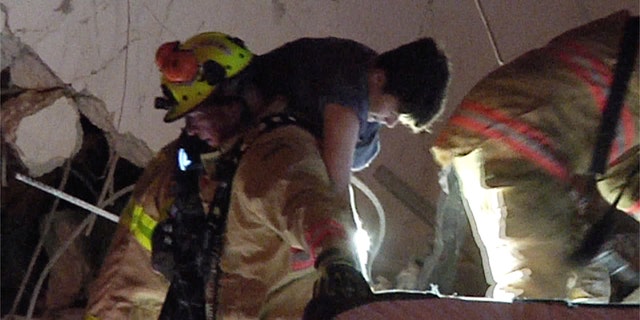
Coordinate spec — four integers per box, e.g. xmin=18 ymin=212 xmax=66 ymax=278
xmin=432 ymin=11 xmax=638 ymax=300
xmin=86 ymin=106 xmax=355 ymax=319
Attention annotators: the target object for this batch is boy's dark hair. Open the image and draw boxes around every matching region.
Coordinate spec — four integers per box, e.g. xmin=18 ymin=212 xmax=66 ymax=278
xmin=375 ymin=38 xmax=450 ymax=132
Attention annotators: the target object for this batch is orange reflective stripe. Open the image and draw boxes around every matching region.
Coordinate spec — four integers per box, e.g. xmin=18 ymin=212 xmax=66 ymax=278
xmin=451 ymin=43 xmax=639 ymax=182
xmin=553 ymin=41 xmax=638 ymax=164
xmin=451 ymin=100 xmax=570 ymax=182
xmin=461 ymin=101 xmax=557 ymax=147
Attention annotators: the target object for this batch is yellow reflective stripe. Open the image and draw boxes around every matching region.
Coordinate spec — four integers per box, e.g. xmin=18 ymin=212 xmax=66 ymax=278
xmin=129 ymin=204 xmax=158 ymax=251
xmin=85 ymin=315 xmax=100 ymax=320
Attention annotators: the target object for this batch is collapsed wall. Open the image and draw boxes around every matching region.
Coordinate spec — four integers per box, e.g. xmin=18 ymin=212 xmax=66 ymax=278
xmin=1 ymin=24 xmax=152 ymax=318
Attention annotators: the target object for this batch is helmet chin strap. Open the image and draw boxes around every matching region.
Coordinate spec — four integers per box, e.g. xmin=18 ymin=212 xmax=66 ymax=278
xmin=154 ymin=85 xmax=178 ymax=110
xmin=154 ymin=96 xmax=175 ymax=110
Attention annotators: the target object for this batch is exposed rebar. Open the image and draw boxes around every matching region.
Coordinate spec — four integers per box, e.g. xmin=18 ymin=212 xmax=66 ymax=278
xmin=8 ymin=161 xmax=71 ymax=318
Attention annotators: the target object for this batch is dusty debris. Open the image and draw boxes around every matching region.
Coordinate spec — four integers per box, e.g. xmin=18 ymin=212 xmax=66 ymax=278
xmin=1 ymin=17 xmax=150 ymax=320
xmin=41 ymin=210 xmax=93 ymax=313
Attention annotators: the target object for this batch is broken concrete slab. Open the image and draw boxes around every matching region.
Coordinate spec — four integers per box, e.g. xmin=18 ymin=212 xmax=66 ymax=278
xmin=11 ymin=51 xmax=64 ymax=90
xmin=13 ymin=95 xmax=82 ymax=177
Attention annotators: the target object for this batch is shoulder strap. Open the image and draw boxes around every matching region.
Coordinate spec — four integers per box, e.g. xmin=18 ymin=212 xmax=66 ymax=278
xmin=204 ymin=112 xmax=311 ymax=318
xmin=572 ymin=16 xmax=640 ymax=266
xmin=240 ymin=113 xmax=314 ymax=153
xmin=589 ymin=16 xmax=639 ymax=176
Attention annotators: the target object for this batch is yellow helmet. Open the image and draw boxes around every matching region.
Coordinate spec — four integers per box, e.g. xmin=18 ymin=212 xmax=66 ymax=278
xmin=154 ymin=32 xmax=254 ymax=122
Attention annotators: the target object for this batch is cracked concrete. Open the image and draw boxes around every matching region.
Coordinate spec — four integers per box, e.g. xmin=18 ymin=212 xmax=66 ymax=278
xmin=1 ymin=29 xmax=153 ymax=178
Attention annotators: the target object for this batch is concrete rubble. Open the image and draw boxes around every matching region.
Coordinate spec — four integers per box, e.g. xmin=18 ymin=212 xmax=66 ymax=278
xmin=2 ymin=20 xmax=150 ymax=319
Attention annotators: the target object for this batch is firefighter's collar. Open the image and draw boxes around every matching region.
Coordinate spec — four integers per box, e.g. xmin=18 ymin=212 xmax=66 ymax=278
xmin=200 ymin=134 xmax=244 ymax=175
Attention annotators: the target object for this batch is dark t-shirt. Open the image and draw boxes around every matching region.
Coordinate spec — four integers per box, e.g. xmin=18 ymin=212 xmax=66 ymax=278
xmin=249 ymin=37 xmax=381 ymax=171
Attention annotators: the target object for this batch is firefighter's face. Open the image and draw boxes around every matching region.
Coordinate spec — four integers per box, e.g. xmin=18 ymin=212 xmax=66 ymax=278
xmin=184 ymin=98 xmax=244 ymax=147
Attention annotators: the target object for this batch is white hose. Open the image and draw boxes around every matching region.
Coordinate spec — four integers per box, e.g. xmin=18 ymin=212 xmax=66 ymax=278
xmin=349 ymin=175 xmax=386 ymax=281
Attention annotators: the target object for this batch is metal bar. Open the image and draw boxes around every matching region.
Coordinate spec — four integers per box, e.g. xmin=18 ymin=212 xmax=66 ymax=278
xmin=15 ymin=173 xmax=120 ymax=223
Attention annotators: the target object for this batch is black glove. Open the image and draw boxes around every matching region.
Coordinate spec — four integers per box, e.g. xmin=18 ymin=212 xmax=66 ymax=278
xmin=154 ymin=199 xmax=210 ymax=320
xmin=151 ymin=218 xmax=177 ymax=280
xmin=303 ymin=248 xmax=374 ymax=320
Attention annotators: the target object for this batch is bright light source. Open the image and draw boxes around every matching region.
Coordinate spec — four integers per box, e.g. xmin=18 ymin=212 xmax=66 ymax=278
xmin=177 ymin=148 xmax=192 ymax=171
xmin=349 ymin=176 xmax=387 ymax=284
xmin=349 ymin=181 xmax=377 ymax=283
xmin=354 ymin=227 xmax=371 ymax=276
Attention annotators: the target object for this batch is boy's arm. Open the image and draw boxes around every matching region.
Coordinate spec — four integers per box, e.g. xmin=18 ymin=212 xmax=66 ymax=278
xmin=322 ymin=103 xmax=360 ymax=200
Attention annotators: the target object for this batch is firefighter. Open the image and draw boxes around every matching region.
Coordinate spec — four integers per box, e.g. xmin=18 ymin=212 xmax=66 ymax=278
xmin=431 ymin=11 xmax=639 ymax=302
xmin=83 ymin=34 xmax=257 ymax=319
